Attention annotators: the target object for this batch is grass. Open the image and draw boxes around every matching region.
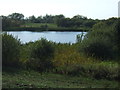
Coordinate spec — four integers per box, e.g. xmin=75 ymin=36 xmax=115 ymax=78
xmin=4 ymin=23 xmax=89 ymax=32
xmin=22 ymin=23 xmax=58 ymax=29
xmin=23 ymin=23 xmax=90 ymax=31
xmin=2 ymin=68 xmax=119 ymax=88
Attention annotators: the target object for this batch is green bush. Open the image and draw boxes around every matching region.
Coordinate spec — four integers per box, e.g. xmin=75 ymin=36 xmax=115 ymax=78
xmin=87 ymin=62 xmax=119 ymax=80
xmin=54 ymin=62 xmax=119 ymax=80
xmin=2 ymin=33 xmax=21 ymax=67
xmin=26 ymin=38 xmax=55 ymax=72
xmin=80 ymin=37 xmax=113 ymax=60
xmin=79 ymin=21 xmax=117 ymax=60
xmin=19 ymin=41 xmax=34 ymax=67
xmin=115 ymin=18 xmax=120 ymax=58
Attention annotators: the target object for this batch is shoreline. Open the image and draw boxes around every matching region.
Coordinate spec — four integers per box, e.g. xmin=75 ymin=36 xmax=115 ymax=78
xmin=3 ymin=27 xmax=90 ymax=32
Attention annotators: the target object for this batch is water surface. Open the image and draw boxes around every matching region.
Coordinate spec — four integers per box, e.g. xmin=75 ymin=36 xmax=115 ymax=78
xmin=6 ymin=31 xmax=86 ymax=44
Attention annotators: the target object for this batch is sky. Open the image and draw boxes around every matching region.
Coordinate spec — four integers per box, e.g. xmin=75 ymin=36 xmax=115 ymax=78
xmin=0 ymin=0 xmax=119 ymax=19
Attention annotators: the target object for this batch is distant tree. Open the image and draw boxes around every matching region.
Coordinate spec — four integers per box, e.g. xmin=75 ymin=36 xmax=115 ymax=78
xmin=72 ymin=15 xmax=87 ymax=20
xmin=71 ymin=15 xmax=87 ymax=27
xmin=83 ymin=20 xmax=96 ymax=28
xmin=63 ymin=18 xmax=73 ymax=27
xmin=2 ymin=16 xmax=11 ymax=30
xmin=106 ymin=17 xmax=118 ymax=25
xmin=37 ymin=16 xmax=43 ymax=23
xmin=28 ymin=15 xmax=37 ymax=23
xmin=43 ymin=14 xmax=54 ymax=23
xmin=53 ymin=14 xmax=65 ymax=25
xmin=2 ymin=15 xmax=24 ymax=30
xmin=8 ymin=13 xmax=24 ymax=20
xmin=71 ymin=19 xmax=83 ymax=27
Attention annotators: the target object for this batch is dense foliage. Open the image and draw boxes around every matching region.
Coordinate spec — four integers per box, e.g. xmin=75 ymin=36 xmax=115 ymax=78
xmin=26 ymin=38 xmax=55 ymax=72
xmin=2 ymin=33 xmax=21 ymax=67
xmin=115 ymin=18 xmax=120 ymax=58
xmin=78 ymin=18 xmax=118 ymax=60
xmin=2 ymin=13 xmax=24 ymax=30
xmin=1 ymin=13 xmax=99 ymax=31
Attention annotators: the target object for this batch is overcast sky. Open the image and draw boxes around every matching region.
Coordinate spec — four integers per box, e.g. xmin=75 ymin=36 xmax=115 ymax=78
xmin=0 ymin=0 xmax=119 ymax=19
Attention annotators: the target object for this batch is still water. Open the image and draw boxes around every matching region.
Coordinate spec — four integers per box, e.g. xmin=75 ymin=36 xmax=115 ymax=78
xmin=6 ymin=31 xmax=86 ymax=44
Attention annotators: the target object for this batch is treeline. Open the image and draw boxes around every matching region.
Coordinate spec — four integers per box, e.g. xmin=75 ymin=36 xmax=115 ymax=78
xmin=27 ymin=14 xmax=98 ymax=28
xmin=2 ymin=13 xmax=25 ymax=30
xmin=1 ymin=13 xmax=101 ymax=31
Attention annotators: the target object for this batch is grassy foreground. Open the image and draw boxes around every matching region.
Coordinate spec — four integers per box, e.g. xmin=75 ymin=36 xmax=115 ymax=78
xmin=2 ymin=68 xmax=119 ymax=88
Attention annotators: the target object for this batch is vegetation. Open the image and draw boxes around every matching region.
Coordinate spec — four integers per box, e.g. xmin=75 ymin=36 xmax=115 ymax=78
xmin=52 ymin=44 xmax=119 ymax=80
xmin=2 ymin=33 xmax=21 ymax=67
xmin=26 ymin=38 xmax=55 ymax=72
xmin=78 ymin=20 xmax=118 ymax=60
xmin=2 ymin=13 xmax=119 ymax=88
xmin=1 ymin=13 xmax=99 ymax=31
xmin=2 ymin=13 xmax=25 ymax=30
xmin=3 ymin=68 xmax=119 ymax=88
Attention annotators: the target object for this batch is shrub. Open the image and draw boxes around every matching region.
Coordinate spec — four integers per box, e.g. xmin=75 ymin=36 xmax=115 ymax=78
xmin=79 ymin=21 xmax=117 ymax=60
xmin=80 ymin=37 xmax=113 ymax=60
xmin=26 ymin=38 xmax=55 ymax=72
xmin=54 ymin=62 xmax=119 ymax=80
xmin=19 ymin=41 xmax=34 ymax=67
xmin=2 ymin=33 xmax=21 ymax=67
xmin=114 ymin=18 xmax=120 ymax=58
xmin=87 ymin=62 xmax=119 ymax=80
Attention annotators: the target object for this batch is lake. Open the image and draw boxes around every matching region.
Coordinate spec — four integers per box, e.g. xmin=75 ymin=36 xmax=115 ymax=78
xmin=6 ymin=31 xmax=86 ymax=44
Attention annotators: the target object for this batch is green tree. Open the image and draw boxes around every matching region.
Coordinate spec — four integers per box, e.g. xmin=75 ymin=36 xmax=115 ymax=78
xmin=53 ymin=14 xmax=65 ymax=25
xmin=8 ymin=13 xmax=24 ymax=20
xmin=2 ymin=15 xmax=24 ymax=30
xmin=28 ymin=15 xmax=37 ymax=23
xmin=2 ymin=16 xmax=11 ymax=30
xmin=56 ymin=18 xmax=72 ymax=27
xmin=83 ymin=20 xmax=96 ymax=28
xmin=43 ymin=14 xmax=54 ymax=23
xmin=72 ymin=15 xmax=87 ymax=20
xmin=36 ymin=16 xmax=43 ymax=23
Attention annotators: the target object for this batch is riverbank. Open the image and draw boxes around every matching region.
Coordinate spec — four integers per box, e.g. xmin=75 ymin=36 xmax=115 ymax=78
xmin=3 ymin=23 xmax=90 ymax=32
xmin=3 ymin=27 xmax=89 ymax=32
xmin=2 ymin=68 xmax=119 ymax=88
